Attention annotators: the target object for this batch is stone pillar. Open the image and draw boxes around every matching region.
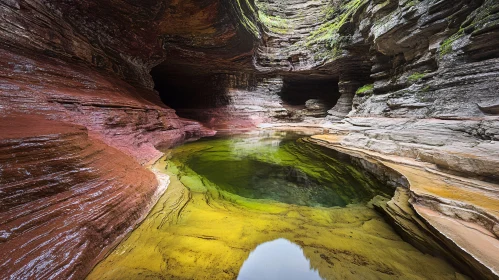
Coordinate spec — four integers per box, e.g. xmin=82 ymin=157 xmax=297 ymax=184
xmin=327 ymin=80 xmax=363 ymax=121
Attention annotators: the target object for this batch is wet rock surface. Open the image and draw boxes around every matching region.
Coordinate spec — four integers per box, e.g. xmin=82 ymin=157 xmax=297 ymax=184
xmin=87 ymin=135 xmax=466 ymax=280
xmin=310 ymin=135 xmax=499 ymax=279
xmin=1 ymin=1 xmax=214 ymax=277
xmin=0 ymin=116 xmax=162 ymax=279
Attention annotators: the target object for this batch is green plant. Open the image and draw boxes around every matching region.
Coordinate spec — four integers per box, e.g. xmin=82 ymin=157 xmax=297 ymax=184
xmin=440 ymin=35 xmax=457 ymax=56
xmin=258 ymin=11 xmax=289 ymax=33
xmin=304 ymin=0 xmax=367 ymax=57
xmin=406 ymin=0 xmax=419 ymax=7
xmin=408 ymin=72 xmax=425 ymax=83
xmin=356 ymin=84 xmax=374 ymax=95
xmin=234 ymin=0 xmax=260 ymax=37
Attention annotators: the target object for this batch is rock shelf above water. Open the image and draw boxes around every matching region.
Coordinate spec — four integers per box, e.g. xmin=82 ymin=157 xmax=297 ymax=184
xmin=309 ymin=134 xmax=499 ymax=279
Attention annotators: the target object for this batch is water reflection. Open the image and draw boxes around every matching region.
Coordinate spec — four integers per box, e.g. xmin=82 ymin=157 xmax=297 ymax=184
xmin=238 ymin=238 xmax=323 ymax=280
xmin=185 ymin=132 xmax=392 ymax=207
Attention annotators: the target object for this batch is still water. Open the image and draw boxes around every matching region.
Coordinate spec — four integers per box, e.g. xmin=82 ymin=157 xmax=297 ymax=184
xmin=87 ymin=132 xmax=465 ymax=280
xmin=238 ymin=238 xmax=322 ymax=280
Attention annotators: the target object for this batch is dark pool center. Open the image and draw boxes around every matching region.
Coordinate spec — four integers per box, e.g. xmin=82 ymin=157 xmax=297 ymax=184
xmin=184 ymin=132 xmax=393 ymax=207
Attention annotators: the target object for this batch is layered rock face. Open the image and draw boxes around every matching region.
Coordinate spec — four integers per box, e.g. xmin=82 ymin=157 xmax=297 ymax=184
xmin=1 ymin=0 xmax=214 ymax=278
xmin=0 ymin=116 xmax=164 ymax=279
xmin=351 ymin=0 xmax=498 ymax=119
xmin=163 ymin=0 xmax=498 ymax=178
xmin=0 ymin=49 xmax=213 ymax=164
xmin=241 ymin=1 xmax=499 ymax=277
xmin=151 ymin=0 xmax=498 ymax=135
xmin=152 ymin=0 xmax=499 ymax=278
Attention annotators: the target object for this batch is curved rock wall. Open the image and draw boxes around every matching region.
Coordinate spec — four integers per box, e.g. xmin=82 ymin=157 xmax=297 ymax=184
xmin=0 ymin=0 xmax=167 ymax=88
xmin=0 ymin=1 xmax=214 ymax=278
xmin=0 ymin=48 xmax=214 ymax=164
xmin=0 ymin=117 xmax=162 ymax=279
xmin=157 ymin=0 xmax=498 ymax=129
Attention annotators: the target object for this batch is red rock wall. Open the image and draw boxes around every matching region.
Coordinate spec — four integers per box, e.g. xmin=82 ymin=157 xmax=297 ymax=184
xmin=0 ymin=2 xmax=215 ymax=278
xmin=0 ymin=0 xmax=165 ymax=88
xmin=0 ymin=28 xmax=213 ymax=280
xmin=0 ymin=117 xmax=161 ymax=279
xmin=0 ymin=48 xmax=214 ymax=164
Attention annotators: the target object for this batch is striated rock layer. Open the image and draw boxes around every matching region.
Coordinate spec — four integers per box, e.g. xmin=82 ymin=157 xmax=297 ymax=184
xmin=0 ymin=43 xmax=213 ymax=280
xmin=0 ymin=116 xmax=164 ymax=279
xmin=0 ymin=0 xmax=214 ymax=278
xmin=0 ymin=48 xmax=214 ymax=164
xmin=151 ymin=0 xmax=499 ymax=139
xmin=309 ymin=135 xmax=499 ymax=279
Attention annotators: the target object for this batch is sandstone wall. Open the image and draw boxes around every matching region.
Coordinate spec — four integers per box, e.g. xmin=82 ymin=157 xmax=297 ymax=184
xmin=0 ymin=117 xmax=163 ymax=279
xmin=0 ymin=1 xmax=213 ymax=278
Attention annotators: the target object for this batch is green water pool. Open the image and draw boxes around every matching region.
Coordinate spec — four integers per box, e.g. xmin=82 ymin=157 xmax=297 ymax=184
xmin=87 ymin=132 xmax=466 ymax=280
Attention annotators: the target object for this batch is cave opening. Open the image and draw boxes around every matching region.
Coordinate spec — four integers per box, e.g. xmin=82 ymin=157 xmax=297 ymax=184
xmin=279 ymin=76 xmax=340 ymax=115
xmin=151 ymin=66 xmax=231 ymax=112
xmin=151 ymin=64 xmax=341 ymax=123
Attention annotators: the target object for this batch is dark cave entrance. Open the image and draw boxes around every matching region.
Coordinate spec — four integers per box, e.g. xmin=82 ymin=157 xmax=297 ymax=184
xmin=150 ymin=65 xmax=240 ymax=125
xmin=279 ymin=76 xmax=340 ymax=117
xmin=151 ymin=64 xmax=341 ymax=122
xmin=151 ymin=67 xmax=231 ymax=111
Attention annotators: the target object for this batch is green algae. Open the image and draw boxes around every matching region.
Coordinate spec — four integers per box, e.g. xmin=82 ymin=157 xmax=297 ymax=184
xmin=257 ymin=11 xmax=291 ymax=34
xmin=250 ymin=0 xmax=368 ymax=62
xmin=440 ymin=32 xmax=463 ymax=57
xmin=304 ymin=0 xmax=368 ymax=61
xmin=177 ymin=136 xmax=392 ymax=208
xmin=408 ymin=72 xmax=426 ymax=83
xmin=356 ymin=84 xmax=374 ymax=95
xmin=439 ymin=0 xmax=498 ymax=58
xmin=87 ymin=133 xmax=467 ymax=280
xmin=232 ymin=0 xmax=260 ymax=38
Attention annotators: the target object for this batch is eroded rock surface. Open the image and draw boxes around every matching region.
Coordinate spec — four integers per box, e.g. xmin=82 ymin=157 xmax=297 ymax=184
xmin=0 ymin=49 xmax=214 ymax=164
xmin=310 ymin=135 xmax=499 ymax=279
xmin=0 ymin=116 xmax=163 ymax=279
xmin=1 ymin=1 xmax=214 ymax=278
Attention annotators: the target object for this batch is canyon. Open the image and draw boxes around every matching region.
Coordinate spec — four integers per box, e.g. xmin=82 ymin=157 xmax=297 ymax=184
xmin=0 ymin=0 xmax=498 ymax=279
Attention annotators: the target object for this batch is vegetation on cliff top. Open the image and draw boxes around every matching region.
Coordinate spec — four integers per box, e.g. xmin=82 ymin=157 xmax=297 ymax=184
xmin=251 ymin=0 xmax=368 ymax=63
xmin=233 ymin=0 xmax=260 ymax=38
xmin=257 ymin=11 xmax=291 ymax=33
xmin=305 ymin=0 xmax=368 ymax=61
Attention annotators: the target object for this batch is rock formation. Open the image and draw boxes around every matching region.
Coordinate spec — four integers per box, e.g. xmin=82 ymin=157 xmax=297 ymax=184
xmin=0 ymin=116 xmax=162 ymax=279
xmin=0 ymin=0 xmax=498 ymax=278
xmin=1 ymin=1 xmax=214 ymax=278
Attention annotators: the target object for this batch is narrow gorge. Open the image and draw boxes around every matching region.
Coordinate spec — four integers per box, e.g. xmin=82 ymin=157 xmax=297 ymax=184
xmin=0 ymin=0 xmax=498 ymax=279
